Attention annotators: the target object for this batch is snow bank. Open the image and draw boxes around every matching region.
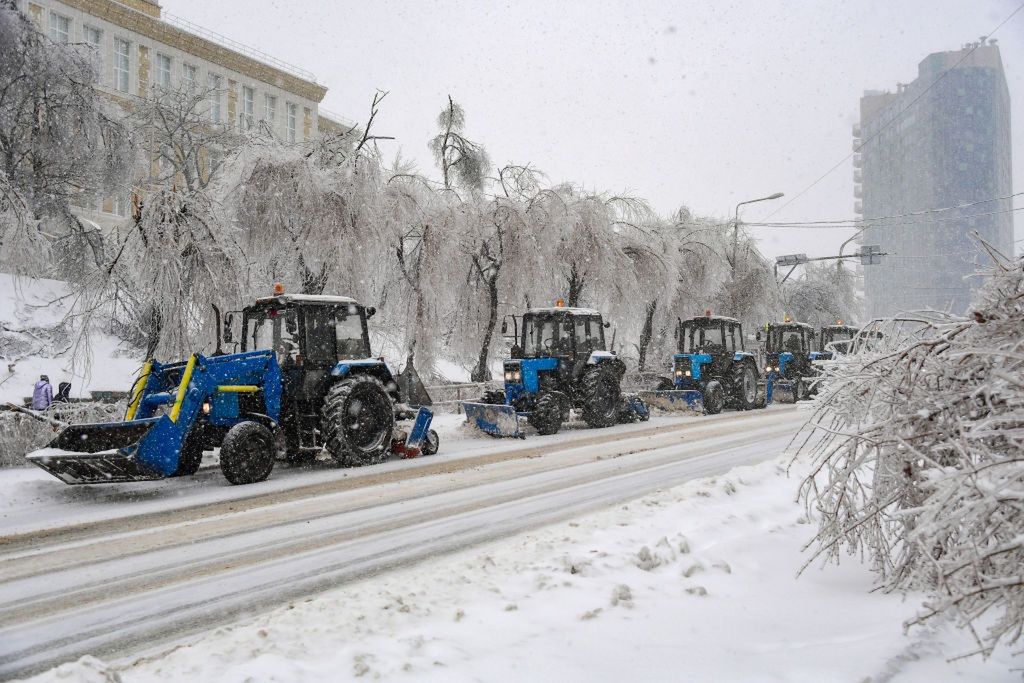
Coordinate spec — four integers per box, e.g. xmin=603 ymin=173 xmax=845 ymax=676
xmin=0 ymin=273 xmax=141 ymax=405
xmin=27 ymin=453 xmax=1016 ymax=682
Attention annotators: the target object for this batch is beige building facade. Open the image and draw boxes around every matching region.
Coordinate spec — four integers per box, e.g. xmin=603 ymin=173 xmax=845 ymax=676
xmin=16 ymin=0 xmax=349 ymax=226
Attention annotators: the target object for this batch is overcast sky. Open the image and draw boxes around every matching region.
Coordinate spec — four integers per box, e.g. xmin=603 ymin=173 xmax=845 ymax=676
xmin=166 ymin=0 xmax=1023 ymax=259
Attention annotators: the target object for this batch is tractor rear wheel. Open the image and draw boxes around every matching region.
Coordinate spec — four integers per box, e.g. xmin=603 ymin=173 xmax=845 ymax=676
xmin=580 ymin=368 xmax=621 ymax=428
xmin=528 ymin=393 xmax=563 ymax=435
xmin=173 ymin=433 xmax=204 ymax=476
xmin=220 ymin=421 xmax=275 ymax=485
xmin=703 ymin=380 xmax=726 ymax=415
xmin=322 ymin=375 xmax=395 ymax=467
xmin=731 ymin=364 xmax=758 ymax=411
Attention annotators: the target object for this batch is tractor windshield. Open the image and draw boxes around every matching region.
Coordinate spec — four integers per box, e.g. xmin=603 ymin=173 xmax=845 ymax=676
xmin=304 ymin=304 xmax=370 ymax=360
xmin=821 ymin=327 xmax=855 ymax=351
xmin=247 ymin=308 xmax=300 ymax=363
xmin=522 ymin=314 xmax=574 ymax=357
xmin=679 ymin=322 xmax=726 ymax=353
xmin=768 ymin=327 xmax=807 ymax=354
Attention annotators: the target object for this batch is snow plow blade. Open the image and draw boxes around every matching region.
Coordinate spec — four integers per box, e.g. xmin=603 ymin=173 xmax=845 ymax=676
xmin=462 ymin=402 xmax=522 ymax=438
xmin=637 ymin=390 xmax=703 ymax=413
xmin=26 ymin=419 xmax=163 ymax=484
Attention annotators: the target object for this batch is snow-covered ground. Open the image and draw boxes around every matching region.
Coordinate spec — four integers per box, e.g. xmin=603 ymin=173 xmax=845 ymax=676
xmin=0 ymin=273 xmax=141 ymax=404
xmin=22 ymin=448 xmax=1017 ymax=682
xmin=0 ymin=410 xmax=737 ymax=535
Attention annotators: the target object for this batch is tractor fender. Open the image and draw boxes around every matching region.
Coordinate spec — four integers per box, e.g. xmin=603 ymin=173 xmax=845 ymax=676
xmin=587 ymin=351 xmax=625 ymax=379
xmin=331 ymin=359 xmax=399 ymax=397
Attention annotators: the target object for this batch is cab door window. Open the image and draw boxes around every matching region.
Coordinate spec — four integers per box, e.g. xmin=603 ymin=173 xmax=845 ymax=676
xmin=336 ymin=307 xmax=369 ymax=359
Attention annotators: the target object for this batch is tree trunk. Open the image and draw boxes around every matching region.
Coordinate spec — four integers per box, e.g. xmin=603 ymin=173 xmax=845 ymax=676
xmin=566 ymin=264 xmax=585 ymax=307
xmin=471 ymin=274 xmax=499 ymax=382
xmin=637 ymin=299 xmax=657 ymax=371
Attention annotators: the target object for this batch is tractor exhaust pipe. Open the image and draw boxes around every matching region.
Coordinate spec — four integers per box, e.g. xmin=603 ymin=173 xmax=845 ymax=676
xmin=211 ymin=304 xmax=224 ymax=356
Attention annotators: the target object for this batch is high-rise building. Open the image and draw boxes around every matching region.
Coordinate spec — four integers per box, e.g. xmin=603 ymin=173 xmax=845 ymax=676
xmin=855 ymin=42 xmax=1012 ymax=318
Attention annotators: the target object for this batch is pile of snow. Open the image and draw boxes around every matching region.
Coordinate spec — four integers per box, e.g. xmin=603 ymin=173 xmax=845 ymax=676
xmin=30 ymin=454 xmax=1016 ymax=682
xmin=0 ymin=273 xmax=141 ymax=405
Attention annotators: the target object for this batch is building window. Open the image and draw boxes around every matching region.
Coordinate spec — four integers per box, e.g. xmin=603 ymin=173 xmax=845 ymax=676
xmin=287 ymin=103 xmax=297 ymax=142
xmin=242 ymin=86 xmax=254 ymax=129
xmin=83 ymin=24 xmax=102 ymax=49
xmin=182 ymin=63 xmax=197 ymax=90
xmin=155 ymin=53 xmax=172 ymax=90
xmin=113 ymin=38 xmax=130 ymax=93
xmin=48 ymin=12 xmax=70 ymax=43
xmin=207 ymin=72 xmax=222 ymax=123
xmin=82 ymin=25 xmax=102 ymax=73
xmin=263 ymin=94 xmax=276 ymax=124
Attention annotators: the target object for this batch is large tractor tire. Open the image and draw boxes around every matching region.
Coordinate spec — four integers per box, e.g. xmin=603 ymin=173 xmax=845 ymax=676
xmin=321 ymin=374 xmax=395 ymax=467
xmin=480 ymin=389 xmax=506 ymax=405
xmin=703 ymin=380 xmax=726 ymax=415
xmin=173 ymin=433 xmax=204 ymax=476
xmin=580 ymin=368 xmax=621 ymax=429
xmin=793 ymin=378 xmax=806 ymax=403
xmin=528 ymin=392 xmax=563 ymax=435
xmin=220 ymin=421 xmax=276 ymax=485
xmin=730 ymin=363 xmax=758 ymax=411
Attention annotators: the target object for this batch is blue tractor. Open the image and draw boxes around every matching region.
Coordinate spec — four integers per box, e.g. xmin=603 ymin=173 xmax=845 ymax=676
xmin=640 ymin=313 xmax=764 ymax=414
xmin=759 ymin=318 xmax=816 ymax=403
xmin=27 ymin=290 xmax=438 ymax=486
xmin=463 ymin=304 xmax=648 ymax=437
xmin=816 ymin=323 xmax=859 ymax=360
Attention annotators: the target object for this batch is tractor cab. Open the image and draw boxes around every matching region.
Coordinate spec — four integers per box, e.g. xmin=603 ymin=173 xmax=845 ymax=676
xmin=817 ymin=323 xmax=858 ymax=359
xmin=760 ymin=319 xmax=815 ymax=401
xmin=643 ymin=312 xmax=761 ymax=414
xmin=465 ymin=302 xmax=646 ymax=437
xmin=238 ymin=294 xmax=386 ymax=401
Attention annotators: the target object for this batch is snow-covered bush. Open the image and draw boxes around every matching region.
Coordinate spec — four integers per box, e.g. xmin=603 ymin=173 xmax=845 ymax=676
xmin=798 ymin=246 xmax=1024 ymax=658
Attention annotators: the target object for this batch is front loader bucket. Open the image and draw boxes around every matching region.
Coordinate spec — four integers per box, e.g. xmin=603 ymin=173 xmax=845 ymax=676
xmin=638 ymin=390 xmax=704 ymax=413
xmin=462 ymin=402 xmax=523 ymax=438
xmin=26 ymin=418 xmax=163 ymax=485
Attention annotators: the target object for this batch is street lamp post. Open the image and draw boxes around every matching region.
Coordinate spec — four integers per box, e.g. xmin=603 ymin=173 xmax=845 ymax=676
xmin=732 ymin=192 xmax=784 ymax=275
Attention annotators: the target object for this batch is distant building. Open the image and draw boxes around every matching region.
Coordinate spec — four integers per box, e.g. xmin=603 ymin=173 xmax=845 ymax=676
xmin=855 ymin=42 xmax=1012 ymax=318
xmin=16 ymin=0 xmax=352 ymax=227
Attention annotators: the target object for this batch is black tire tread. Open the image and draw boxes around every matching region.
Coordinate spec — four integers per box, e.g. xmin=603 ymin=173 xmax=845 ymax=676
xmin=219 ymin=421 xmax=275 ymax=485
xmin=580 ymin=367 xmax=621 ymax=428
xmin=321 ymin=375 xmax=395 ymax=468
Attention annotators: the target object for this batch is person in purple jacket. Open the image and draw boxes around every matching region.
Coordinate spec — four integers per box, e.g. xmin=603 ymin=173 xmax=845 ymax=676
xmin=32 ymin=375 xmax=53 ymax=411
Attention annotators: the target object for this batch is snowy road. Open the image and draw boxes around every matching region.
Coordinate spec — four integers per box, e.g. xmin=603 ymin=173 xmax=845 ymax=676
xmin=0 ymin=407 xmax=806 ymax=679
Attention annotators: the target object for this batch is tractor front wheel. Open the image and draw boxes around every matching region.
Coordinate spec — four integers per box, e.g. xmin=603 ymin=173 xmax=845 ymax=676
xmin=580 ymin=368 xmax=621 ymax=429
xmin=703 ymin=380 xmax=726 ymax=415
xmin=528 ymin=393 xmax=563 ymax=435
xmin=322 ymin=375 xmax=395 ymax=467
xmin=173 ymin=433 xmax=205 ymax=476
xmin=220 ymin=421 xmax=275 ymax=485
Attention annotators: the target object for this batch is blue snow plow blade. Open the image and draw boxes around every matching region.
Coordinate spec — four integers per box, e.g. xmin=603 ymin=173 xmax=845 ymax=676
xmin=637 ymin=389 xmax=704 ymax=412
xmin=462 ymin=402 xmax=523 ymax=438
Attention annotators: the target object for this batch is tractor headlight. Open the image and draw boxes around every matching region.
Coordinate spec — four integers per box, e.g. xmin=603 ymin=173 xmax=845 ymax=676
xmin=202 ymin=401 xmax=211 ymax=415
xmin=674 ymin=369 xmax=683 ymax=378
xmin=685 ymin=370 xmax=692 ymax=377
xmin=766 ymin=366 xmax=774 ymax=373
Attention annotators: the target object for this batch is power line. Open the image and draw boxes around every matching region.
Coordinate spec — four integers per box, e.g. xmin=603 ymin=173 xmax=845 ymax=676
xmin=745 ymin=205 xmax=1024 ymax=230
xmin=744 ymin=191 xmax=1023 ymax=227
xmin=756 ymin=1 xmax=1024 ymax=222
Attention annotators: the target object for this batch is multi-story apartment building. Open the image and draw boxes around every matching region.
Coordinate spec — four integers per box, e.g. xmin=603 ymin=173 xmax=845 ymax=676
xmin=855 ymin=42 xmax=1013 ymax=318
xmin=17 ymin=0 xmax=350 ymax=226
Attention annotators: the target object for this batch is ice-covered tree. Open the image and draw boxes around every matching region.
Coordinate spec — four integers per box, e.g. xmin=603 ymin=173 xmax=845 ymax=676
xmin=0 ymin=0 xmax=132 ymax=274
xmin=781 ymin=261 xmax=861 ymax=327
xmin=429 ymin=95 xmax=490 ymax=193
xmin=797 ymin=243 xmax=1024 ymax=659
